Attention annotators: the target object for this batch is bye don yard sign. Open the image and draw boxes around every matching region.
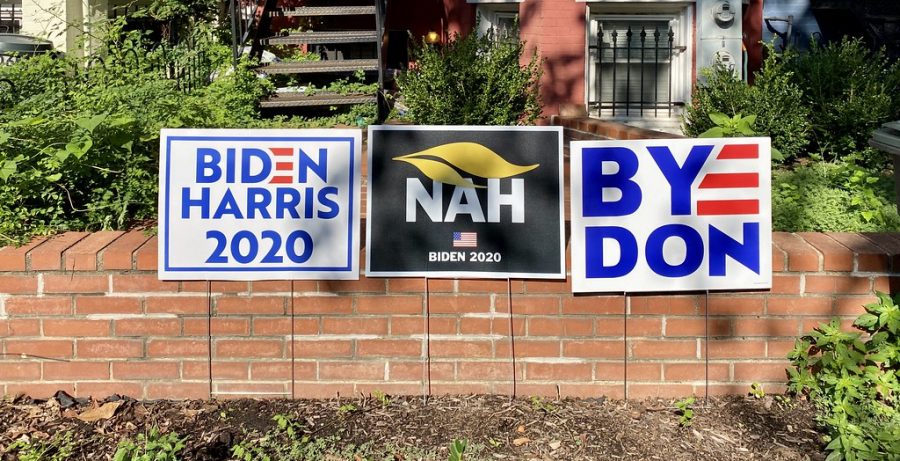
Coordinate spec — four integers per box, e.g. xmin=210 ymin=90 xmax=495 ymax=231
xmin=366 ymin=126 xmax=565 ymax=279
xmin=570 ymin=138 xmax=772 ymax=293
xmin=158 ymin=129 xmax=361 ymax=280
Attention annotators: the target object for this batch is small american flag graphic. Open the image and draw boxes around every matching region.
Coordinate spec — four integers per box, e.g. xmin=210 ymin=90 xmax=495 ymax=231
xmin=453 ymin=232 xmax=477 ymax=248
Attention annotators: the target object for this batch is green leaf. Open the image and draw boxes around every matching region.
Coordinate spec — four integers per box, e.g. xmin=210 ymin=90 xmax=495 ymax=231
xmin=708 ymin=112 xmax=730 ymax=126
xmin=771 ymin=147 xmax=784 ymax=161
xmin=65 ymin=137 xmax=93 ymax=159
xmin=0 ymin=160 xmax=17 ymax=182
xmin=45 ymin=173 xmax=62 ymax=182
xmin=742 ymin=114 xmax=758 ymax=127
xmin=75 ymin=113 xmax=107 ymax=133
xmin=0 ymin=131 xmax=9 ymax=146
xmin=107 ymin=115 xmax=135 ymax=128
xmin=700 ymin=127 xmax=726 ymax=138
xmin=8 ymin=117 xmax=45 ymax=127
xmin=854 ymin=313 xmax=878 ymax=329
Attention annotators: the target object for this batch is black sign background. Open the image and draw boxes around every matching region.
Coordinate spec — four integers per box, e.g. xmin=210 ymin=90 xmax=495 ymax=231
xmin=366 ymin=127 xmax=564 ymax=278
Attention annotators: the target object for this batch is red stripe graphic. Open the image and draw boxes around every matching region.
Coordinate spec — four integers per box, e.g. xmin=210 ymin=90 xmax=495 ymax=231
xmin=698 ymin=172 xmax=759 ymax=189
xmin=275 ymin=162 xmax=293 ymax=171
xmin=697 ymin=200 xmax=759 ymax=215
xmin=270 ymin=147 xmax=293 ymax=156
xmin=269 ymin=176 xmax=293 ymax=184
xmin=717 ymin=144 xmax=758 ymax=159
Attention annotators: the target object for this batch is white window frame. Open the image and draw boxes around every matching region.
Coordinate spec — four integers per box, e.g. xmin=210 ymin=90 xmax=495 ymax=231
xmin=0 ymin=0 xmax=22 ymax=33
xmin=584 ymin=5 xmax=694 ymax=125
xmin=474 ymin=3 xmax=520 ymax=39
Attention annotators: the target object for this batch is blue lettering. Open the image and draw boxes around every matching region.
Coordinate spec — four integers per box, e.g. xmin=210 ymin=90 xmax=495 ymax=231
xmin=276 ymin=188 xmax=302 ymax=219
xmin=226 ymin=148 xmax=236 ymax=183
xmin=318 ymin=186 xmax=339 ymax=219
xmin=645 ymin=224 xmax=703 ymax=277
xmin=246 ymin=188 xmax=272 ymax=219
xmin=585 ymin=226 xmax=638 ymax=278
xmin=709 ymin=222 xmax=760 ymax=275
xmin=181 ymin=187 xmax=210 ymax=219
xmin=299 ymin=147 xmax=328 ymax=183
xmin=582 ymin=147 xmax=642 ymax=217
xmin=231 ymin=230 xmax=258 ymax=263
xmin=647 ymin=145 xmax=713 ymax=215
xmin=286 ymin=230 xmax=313 ymax=263
xmin=196 ymin=149 xmax=221 ymax=183
xmin=241 ymin=148 xmax=272 ymax=183
xmin=304 ymin=187 xmax=315 ymax=218
xmin=212 ymin=189 xmax=244 ymax=219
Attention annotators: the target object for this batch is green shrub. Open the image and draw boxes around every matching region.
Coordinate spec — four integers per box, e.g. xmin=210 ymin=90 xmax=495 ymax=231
xmin=788 ymin=293 xmax=900 ymax=461
xmin=0 ymin=21 xmax=276 ymax=244
xmin=787 ymin=37 xmax=900 ymax=164
xmin=683 ymin=48 xmax=811 ymax=162
xmin=398 ymin=27 xmax=542 ymax=125
xmin=772 ymin=160 xmax=900 ymax=232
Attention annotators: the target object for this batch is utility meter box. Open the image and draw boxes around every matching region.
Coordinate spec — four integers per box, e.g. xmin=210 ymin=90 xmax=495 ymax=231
xmin=697 ymin=0 xmax=743 ymax=75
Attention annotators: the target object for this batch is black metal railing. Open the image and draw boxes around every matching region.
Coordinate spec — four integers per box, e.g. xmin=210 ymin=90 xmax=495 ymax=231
xmin=589 ymin=25 xmax=685 ymax=118
xmin=0 ymin=2 xmax=21 ymax=33
xmin=229 ymin=0 xmax=257 ymax=65
xmin=82 ymin=41 xmax=212 ymax=93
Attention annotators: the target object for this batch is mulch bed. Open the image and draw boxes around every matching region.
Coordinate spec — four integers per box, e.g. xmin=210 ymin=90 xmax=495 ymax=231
xmin=0 ymin=392 xmax=823 ymax=460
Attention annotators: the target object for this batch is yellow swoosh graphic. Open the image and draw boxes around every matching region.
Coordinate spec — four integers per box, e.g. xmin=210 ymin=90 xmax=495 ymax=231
xmin=393 ymin=142 xmax=538 ymax=188
xmin=395 ymin=157 xmax=483 ymax=189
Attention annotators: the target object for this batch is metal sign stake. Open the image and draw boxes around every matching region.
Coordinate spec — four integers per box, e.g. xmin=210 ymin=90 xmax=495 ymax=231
xmin=507 ymin=277 xmax=517 ymax=399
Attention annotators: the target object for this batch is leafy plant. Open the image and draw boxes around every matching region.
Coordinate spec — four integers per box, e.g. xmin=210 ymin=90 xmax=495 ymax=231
xmin=530 ymin=395 xmax=557 ymax=413
xmin=448 ymin=439 xmax=468 ymax=461
xmin=113 ymin=428 xmax=186 ymax=461
xmin=788 ymin=292 xmax=900 ymax=461
xmin=674 ymin=397 xmax=695 ymax=427
xmin=398 ymin=25 xmax=542 ymax=125
xmin=5 ymin=431 xmax=75 ymax=461
xmin=372 ymin=389 xmax=392 ymax=407
xmin=698 ymin=112 xmax=757 ymax=138
xmin=337 ymin=402 xmax=358 ymax=416
xmin=272 ymin=413 xmax=305 ymax=440
xmin=749 ymin=382 xmax=766 ymax=399
xmin=697 ymin=111 xmax=788 ymax=161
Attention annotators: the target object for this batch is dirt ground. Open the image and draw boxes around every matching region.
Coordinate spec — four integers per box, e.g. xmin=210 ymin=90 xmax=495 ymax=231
xmin=0 ymin=392 xmax=824 ymax=460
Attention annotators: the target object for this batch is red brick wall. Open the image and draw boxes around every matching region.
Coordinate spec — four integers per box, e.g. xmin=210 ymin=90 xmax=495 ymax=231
xmin=520 ymin=0 xmax=586 ymax=118
xmin=0 ymin=230 xmax=896 ymax=401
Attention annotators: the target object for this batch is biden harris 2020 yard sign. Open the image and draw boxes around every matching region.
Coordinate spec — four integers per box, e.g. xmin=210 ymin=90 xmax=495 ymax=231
xmin=570 ymin=138 xmax=772 ymax=293
xmin=158 ymin=129 xmax=361 ymax=280
xmin=366 ymin=126 xmax=565 ymax=279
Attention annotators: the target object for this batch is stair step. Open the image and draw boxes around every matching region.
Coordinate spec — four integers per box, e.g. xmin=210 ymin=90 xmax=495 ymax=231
xmin=263 ymin=30 xmax=379 ymax=45
xmin=272 ymin=6 xmax=376 ymax=17
xmin=260 ymin=92 xmax=377 ymax=108
xmin=257 ymin=59 xmax=379 ymax=74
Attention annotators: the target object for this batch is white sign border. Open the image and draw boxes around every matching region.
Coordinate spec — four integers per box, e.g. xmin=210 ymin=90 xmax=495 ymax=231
xmin=158 ymin=128 xmax=362 ymax=281
xmin=365 ymin=125 xmax=566 ymax=280
xmin=569 ymin=137 xmax=773 ymax=293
